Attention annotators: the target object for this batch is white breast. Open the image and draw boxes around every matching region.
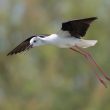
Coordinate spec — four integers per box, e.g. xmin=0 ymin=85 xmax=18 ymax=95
xmin=42 ymin=34 xmax=80 ymax=48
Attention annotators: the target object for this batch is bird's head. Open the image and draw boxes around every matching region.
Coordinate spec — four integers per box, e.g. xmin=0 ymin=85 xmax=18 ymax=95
xmin=30 ymin=36 xmax=43 ymax=47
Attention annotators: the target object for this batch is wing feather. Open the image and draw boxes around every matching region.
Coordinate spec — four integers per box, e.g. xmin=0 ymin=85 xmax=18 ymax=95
xmin=61 ymin=17 xmax=97 ymax=38
xmin=7 ymin=36 xmax=34 ymax=55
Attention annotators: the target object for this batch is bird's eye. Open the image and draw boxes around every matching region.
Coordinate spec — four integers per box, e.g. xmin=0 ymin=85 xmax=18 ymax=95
xmin=33 ymin=40 xmax=36 ymax=43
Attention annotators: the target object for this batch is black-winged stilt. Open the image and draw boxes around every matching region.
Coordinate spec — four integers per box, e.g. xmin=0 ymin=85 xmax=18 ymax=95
xmin=7 ymin=17 xmax=110 ymax=87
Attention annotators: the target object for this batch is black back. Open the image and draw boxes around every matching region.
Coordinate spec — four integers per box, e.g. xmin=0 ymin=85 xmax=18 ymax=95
xmin=61 ymin=17 xmax=97 ymax=38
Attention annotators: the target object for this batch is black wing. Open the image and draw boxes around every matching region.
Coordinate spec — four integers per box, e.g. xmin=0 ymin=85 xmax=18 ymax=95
xmin=61 ymin=17 xmax=97 ymax=38
xmin=7 ymin=36 xmax=34 ymax=56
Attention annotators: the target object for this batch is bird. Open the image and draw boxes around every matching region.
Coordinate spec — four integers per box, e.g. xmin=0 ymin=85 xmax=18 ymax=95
xmin=7 ymin=17 xmax=110 ymax=87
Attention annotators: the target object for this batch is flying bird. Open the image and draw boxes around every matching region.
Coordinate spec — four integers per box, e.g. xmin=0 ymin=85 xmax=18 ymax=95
xmin=7 ymin=17 xmax=110 ymax=87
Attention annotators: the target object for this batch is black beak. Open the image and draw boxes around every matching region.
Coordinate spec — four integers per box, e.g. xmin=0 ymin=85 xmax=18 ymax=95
xmin=26 ymin=44 xmax=33 ymax=50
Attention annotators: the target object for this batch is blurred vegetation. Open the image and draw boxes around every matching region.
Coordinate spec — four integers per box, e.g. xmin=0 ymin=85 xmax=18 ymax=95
xmin=0 ymin=0 xmax=110 ymax=110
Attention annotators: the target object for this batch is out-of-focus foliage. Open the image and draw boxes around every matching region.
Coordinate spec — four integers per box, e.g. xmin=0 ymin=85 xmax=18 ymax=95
xmin=0 ymin=0 xmax=110 ymax=110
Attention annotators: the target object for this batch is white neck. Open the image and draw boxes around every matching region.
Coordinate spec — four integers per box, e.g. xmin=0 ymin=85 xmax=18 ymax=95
xmin=40 ymin=34 xmax=58 ymax=44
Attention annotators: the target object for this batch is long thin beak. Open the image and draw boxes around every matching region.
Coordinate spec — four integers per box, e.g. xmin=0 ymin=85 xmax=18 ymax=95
xmin=26 ymin=44 xmax=33 ymax=50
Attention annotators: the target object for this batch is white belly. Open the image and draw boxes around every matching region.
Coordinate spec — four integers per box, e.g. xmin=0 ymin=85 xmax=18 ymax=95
xmin=44 ymin=34 xmax=80 ymax=48
xmin=52 ymin=37 xmax=80 ymax=48
xmin=42 ymin=34 xmax=97 ymax=48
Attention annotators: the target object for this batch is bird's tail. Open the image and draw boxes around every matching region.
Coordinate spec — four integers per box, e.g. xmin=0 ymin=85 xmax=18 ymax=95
xmin=76 ymin=39 xmax=98 ymax=48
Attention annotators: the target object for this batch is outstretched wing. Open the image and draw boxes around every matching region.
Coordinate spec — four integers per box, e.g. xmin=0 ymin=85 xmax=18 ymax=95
xmin=7 ymin=36 xmax=34 ymax=56
xmin=61 ymin=17 xmax=97 ymax=38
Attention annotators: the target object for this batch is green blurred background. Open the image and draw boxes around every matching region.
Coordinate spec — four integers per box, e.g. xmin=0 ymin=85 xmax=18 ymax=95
xmin=0 ymin=0 xmax=110 ymax=110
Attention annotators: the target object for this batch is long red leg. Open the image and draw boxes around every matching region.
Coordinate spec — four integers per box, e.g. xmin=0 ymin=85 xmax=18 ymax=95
xmin=75 ymin=46 xmax=110 ymax=81
xmin=70 ymin=47 xmax=107 ymax=88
